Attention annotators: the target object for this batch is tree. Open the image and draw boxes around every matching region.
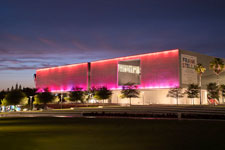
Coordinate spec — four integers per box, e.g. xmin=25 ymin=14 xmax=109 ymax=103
xmin=195 ymin=63 xmax=206 ymax=105
xmin=0 ymin=90 xmax=7 ymax=105
xmin=167 ymin=87 xmax=184 ymax=105
xmin=94 ymin=86 xmax=112 ymax=103
xmin=19 ymin=85 xmax=22 ymax=90
xmin=207 ymin=83 xmax=219 ymax=105
xmin=11 ymin=86 xmax=14 ymax=91
xmin=220 ymin=84 xmax=225 ymax=104
xmin=22 ymin=87 xmax=37 ymax=105
xmin=121 ymin=83 xmax=139 ymax=106
xmin=186 ymin=84 xmax=200 ymax=105
xmin=68 ymin=87 xmax=85 ymax=103
xmin=4 ymin=89 xmax=26 ymax=106
xmin=84 ymin=87 xmax=97 ymax=103
xmin=209 ymin=58 xmax=224 ymax=85
xmin=36 ymin=88 xmax=56 ymax=109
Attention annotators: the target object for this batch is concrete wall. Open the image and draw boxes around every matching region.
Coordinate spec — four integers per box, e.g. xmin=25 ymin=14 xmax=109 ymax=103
xmin=111 ymin=89 xmax=208 ymax=105
xmin=180 ymin=50 xmax=225 ymax=89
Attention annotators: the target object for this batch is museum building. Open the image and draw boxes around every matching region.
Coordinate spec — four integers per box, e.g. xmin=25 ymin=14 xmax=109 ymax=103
xmin=35 ymin=49 xmax=225 ymax=105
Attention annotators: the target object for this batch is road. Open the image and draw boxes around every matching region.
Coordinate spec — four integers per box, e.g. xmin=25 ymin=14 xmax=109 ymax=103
xmin=1 ymin=105 xmax=225 ymax=120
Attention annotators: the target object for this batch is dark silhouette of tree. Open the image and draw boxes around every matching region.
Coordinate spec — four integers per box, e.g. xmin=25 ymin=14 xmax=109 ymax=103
xmin=36 ymin=88 xmax=56 ymax=109
xmin=209 ymin=58 xmax=224 ymax=85
xmin=22 ymin=87 xmax=37 ymax=106
xmin=11 ymin=86 xmax=14 ymax=91
xmin=121 ymin=83 xmax=139 ymax=105
xmin=0 ymin=90 xmax=7 ymax=105
xmin=4 ymin=89 xmax=26 ymax=106
xmin=94 ymin=86 xmax=112 ymax=103
xmin=186 ymin=84 xmax=200 ymax=105
xmin=207 ymin=83 xmax=219 ymax=104
xmin=68 ymin=87 xmax=85 ymax=103
xmin=15 ymin=83 xmax=18 ymax=90
xmin=85 ymin=87 xmax=97 ymax=102
xmin=167 ymin=87 xmax=184 ymax=105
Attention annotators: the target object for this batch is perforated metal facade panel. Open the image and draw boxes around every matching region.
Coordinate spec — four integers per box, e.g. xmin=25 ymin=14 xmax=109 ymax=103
xmin=90 ymin=49 xmax=180 ymax=89
xmin=36 ymin=63 xmax=88 ymax=92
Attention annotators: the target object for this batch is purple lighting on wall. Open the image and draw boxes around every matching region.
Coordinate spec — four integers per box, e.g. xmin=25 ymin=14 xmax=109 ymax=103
xmin=36 ymin=63 xmax=88 ymax=92
xmin=91 ymin=49 xmax=180 ymax=90
xmin=36 ymin=49 xmax=180 ymax=92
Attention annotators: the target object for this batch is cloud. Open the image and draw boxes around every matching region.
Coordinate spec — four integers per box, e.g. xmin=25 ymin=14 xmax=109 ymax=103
xmin=0 ymin=51 xmax=108 ymax=71
xmin=5 ymin=34 xmax=25 ymax=42
xmin=0 ymin=61 xmax=57 ymax=71
xmin=0 ymin=48 xmax=10 ymax=54
xmin=71 ymin=39 xmax=89 ymax=51
xmin=0 ymin=66 xmax=38 ymax=71
xmin=38 ymin=38 xmax=60 ymax=48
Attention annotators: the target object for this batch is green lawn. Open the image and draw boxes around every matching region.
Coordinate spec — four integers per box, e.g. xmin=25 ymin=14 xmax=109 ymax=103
xmin=0 ymin=117 xmax=225 ymax=150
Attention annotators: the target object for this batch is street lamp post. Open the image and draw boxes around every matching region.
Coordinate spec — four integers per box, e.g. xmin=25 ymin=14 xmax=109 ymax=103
xmin=141 ymin=91 xmax=145 ymax=105
xmin=29 ymin=96 xmax=33 ymax=111
xmin=61 ymin=93 xmax=63 ymax=109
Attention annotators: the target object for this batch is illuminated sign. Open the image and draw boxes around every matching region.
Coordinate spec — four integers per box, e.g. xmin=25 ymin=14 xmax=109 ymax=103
xmin=118 ymin=59 xmax=141 ymax=85
xmin=118 ymin=64 xmax=140 ymax=74
xmin=181 ymin=54 xmax=197 ymax=84
xmin=182 ymin=56 xmax=196 ymax=69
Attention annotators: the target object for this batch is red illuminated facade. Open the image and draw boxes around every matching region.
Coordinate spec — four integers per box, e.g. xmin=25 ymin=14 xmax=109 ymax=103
xmin=36 ymin=63 xmax=88 ymax=92
xmin=36 ymin=49 xmax=180 ymax=92
xmin=90 ymin=49 xmax=179 ymax=89
xmin=35 ymin=49 xmax=223 ymax=105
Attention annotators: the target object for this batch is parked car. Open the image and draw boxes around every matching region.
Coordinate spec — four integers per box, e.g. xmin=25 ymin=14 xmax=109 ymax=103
xmin=208 ymin=99 xmax=219 ymax=105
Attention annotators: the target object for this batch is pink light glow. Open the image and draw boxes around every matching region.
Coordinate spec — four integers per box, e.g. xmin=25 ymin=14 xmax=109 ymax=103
xmin=36 ymin=63 xmax=88 ymax=92
xmin=91 ymin=49 xmax=178 ymax=63
xmin=91 ymin=49 xmax=180 ymax=90
xmin=36 ymin=49 xmax=180 ymax=92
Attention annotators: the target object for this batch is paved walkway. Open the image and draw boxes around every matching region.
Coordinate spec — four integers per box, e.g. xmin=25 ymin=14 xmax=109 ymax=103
xmin=1 ymin=105 xmax=225 ymax=120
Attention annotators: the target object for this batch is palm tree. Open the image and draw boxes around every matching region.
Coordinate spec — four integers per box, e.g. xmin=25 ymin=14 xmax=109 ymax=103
xmin=209 ymin=58 xmax=224 ymax=86
xmin=195 ymin=63 xmax=206 ymax=105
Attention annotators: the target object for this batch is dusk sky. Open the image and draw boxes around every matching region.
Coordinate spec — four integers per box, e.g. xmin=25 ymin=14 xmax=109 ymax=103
xmin=0 ymin=0 xmax=225 ymax=90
